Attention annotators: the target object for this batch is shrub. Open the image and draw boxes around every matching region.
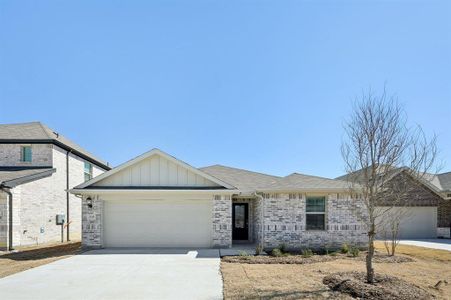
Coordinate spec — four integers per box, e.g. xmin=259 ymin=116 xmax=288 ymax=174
xmin=349 ymin=246 xmax=360 ymax=257
xmin=271 ymin=248 xmax=283 ymax=257
xmin=238 ymin=250 xmax=249 ymax=257
xmin=301 ymin=249 xmax=314 ymax=258
xmin=278 ymin=243 xmax=287 ymax=253
xmin=255 ymin=244 xmax=263 ymax=256
xmin=341 ymin=243 xmax=349 ymax=254
xmin=329 ymin=251 xmax=338 ymax=256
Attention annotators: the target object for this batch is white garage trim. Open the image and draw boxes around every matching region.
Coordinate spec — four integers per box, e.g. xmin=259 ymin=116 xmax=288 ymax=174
xmin=103 ymin=198 xmax=213 ymax=248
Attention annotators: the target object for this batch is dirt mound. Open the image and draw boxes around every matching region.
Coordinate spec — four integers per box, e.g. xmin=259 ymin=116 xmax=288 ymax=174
xmin=222 ymin=255 xmax=339 ymax=264
xmin=323 ymin=271 xmax=431 ymax=300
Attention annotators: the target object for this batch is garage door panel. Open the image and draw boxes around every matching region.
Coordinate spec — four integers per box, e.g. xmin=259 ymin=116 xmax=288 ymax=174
xmin=104 ymin=199 xmax=212 ymax=247
xmin=377 ymin=207 xmax=437 ymax=239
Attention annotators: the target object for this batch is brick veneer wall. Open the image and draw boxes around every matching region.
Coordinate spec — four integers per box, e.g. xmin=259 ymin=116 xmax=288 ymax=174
xmin=0 ymin=144 xmax=106 ymax=248
xmin=262 ymin=193 xmax=367 ymax=250
xmin=0 ymin=144 xmax=52 ymax=167
xmin=212 ymin=195 xmax=232 ymax=248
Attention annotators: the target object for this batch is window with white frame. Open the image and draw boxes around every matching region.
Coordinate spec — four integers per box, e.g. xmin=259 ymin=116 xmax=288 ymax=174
xmin=306 ymin=196 xmax=326 ymax=230
xmin=84 ymin=162 xmax=93 ymax=182
xmin=21 ymin=146 xmax=32 ymax=162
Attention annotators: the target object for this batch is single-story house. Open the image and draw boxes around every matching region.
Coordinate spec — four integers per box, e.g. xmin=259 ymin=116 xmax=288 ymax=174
xmin=337 ymin=167 xmax=449 ymax=239
xmin=427 ymin=172 xmax=451 ymax=238
xmin=71 ymin=148 xmax=368 ymax=249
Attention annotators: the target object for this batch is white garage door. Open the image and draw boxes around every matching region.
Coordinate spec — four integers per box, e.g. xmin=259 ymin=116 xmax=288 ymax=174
xmin=377 ymin=207 xmax=437 ymax=239
xmin=104 ymin=199 xmax=212 ymax=247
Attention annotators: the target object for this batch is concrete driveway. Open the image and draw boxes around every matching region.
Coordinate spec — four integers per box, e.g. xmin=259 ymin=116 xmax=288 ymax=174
xmin=398 ymin=239 xmax=451 ymax=251
xmin=0 ymin=248 xmax=222 ymax=300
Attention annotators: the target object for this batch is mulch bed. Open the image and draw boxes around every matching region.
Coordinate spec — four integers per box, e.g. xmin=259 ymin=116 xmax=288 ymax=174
xmin=323 ymin=271 xmax=431 ymax=300
xmin=222 ymin=254 xmax=340 ymax=264
xmin=222 ymin=251 xmax=414 ymax=265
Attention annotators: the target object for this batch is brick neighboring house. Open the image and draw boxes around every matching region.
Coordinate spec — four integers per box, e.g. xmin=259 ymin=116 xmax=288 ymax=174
xmin=337 ymin=167 xmax=449 ymax=239
xmin=428 ymin=172 xmax=451 ymax=238
xmin=71 ymin=148 xmax=368 ymax=250
xmin=0 ymin=122 xmax=110 ymax=250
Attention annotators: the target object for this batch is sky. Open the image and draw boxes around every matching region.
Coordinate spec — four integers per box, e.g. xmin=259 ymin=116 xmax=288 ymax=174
xmin=0 ymin=0 xmax=450 ymax=178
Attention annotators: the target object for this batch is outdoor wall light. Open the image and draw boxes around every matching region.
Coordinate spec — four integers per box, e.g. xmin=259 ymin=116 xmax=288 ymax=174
xmin=86 ymin=197 xmax=93 ymax=209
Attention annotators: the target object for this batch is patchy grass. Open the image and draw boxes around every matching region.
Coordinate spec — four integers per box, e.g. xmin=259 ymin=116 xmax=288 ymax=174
xmin=0 ymin=242 xmax=82 ymax=278
xmin=221 ymin=244 xmax=451 ymax=299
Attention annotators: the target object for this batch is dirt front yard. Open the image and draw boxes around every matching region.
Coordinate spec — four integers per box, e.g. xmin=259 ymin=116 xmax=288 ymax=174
xmin=221 ymin=242 xmax=451 ymax=299
xmin=0 ymin=242 xmax=82 ymax=278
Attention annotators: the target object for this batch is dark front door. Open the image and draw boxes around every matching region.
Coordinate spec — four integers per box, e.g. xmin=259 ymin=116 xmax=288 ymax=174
xmin=232 ymin=203 xmax=249 ymax=240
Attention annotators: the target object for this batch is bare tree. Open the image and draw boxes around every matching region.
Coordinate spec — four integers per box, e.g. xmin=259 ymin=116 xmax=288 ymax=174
xmin=341 ymin=88 xmax=438 ymax=283
xmin=381 ymin=206 xmax=411 ymax=256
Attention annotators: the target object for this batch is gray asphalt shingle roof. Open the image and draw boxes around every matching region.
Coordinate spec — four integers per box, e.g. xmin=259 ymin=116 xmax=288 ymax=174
xmin=0 ymin=167 xmax=56 ymax=188
xmin=0 ymin=122 xmax=109 ymax=169
xmin=200 ymin=165 xmax=280 ymax=191
xmin=427 ymin=172 xmax=451 ymax=192
xmin=264 ymin=173 xmax=351 ymax=191
xmin=201 ymin=165 xmax=350 ymax=192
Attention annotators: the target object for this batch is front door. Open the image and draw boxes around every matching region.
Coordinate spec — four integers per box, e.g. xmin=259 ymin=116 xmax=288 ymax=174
xmin=232 ymin=203 xmax=249 ymax=240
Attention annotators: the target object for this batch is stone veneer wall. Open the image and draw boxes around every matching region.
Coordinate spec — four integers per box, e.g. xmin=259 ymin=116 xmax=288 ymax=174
xmin=81 ymin=196 xmax=103 ymax=248
xmin=262 ymin=193 xmax=367 ymax=250
xmin=212 ymin=195 xmax=232 ymax=248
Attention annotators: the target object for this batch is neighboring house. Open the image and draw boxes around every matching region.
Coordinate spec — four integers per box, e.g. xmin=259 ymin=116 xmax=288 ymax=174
xmin=0 ymin=122 xmax=110 ymax=250
xmin=71 ymin=148 xmax=368 ymax=250
xmin=428 ymin=172 xmax=451 ymax=238
xmin=336 ymin=168 xmax=445 ymax=239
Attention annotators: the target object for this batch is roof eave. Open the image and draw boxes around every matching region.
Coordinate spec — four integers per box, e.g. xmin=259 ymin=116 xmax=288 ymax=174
xmin=0 ymin=139 xmax=110 ymax=170
xmin=0 ymin=168 xmax=56 ymax=188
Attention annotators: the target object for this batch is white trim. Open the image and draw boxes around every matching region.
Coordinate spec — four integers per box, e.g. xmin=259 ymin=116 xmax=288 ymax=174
xmin=75 ymin=148 xmax=236 ymax=189
xmin=70 ymin=188 xmax=238 ymax=195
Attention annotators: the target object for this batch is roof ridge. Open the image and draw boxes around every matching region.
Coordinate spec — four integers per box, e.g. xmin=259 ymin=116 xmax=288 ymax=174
xmin=288 ymin=172 xmax=346 ymax=182
xmin=201 ymin=164 xmax=281 ymax=178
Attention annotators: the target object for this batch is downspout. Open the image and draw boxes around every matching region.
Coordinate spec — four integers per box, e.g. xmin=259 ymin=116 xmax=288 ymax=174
xmin=253 ymin=192 xmax=265 ymax=249
xmin=66 ymin=150 xmax=71 ymax=242
xmin=1 ymin=187 xmax=13 ymax=251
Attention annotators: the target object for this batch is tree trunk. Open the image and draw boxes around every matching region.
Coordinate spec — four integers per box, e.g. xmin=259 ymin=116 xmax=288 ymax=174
xmin=366 ymin=225 xmax=375 ymax=283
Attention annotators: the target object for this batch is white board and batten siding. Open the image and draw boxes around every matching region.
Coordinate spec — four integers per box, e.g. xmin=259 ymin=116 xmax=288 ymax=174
xmin=93 ymin=154 xmax=221 ymax=188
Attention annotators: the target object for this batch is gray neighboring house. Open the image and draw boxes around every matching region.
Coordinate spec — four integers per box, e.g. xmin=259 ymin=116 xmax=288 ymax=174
xmin=71 ymin=148 xmax=368 ymax=250
xmin=0 ymin=122 xmax=110 ymax=250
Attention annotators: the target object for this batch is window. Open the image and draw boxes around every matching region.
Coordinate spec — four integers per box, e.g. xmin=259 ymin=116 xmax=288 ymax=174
xmin=306 ymin=196 xmax=326 ymax=230
xmin=21 ymin=146 xmax=32 ymax=162
xmin=84 ymin=162 xmax=93 ymax=181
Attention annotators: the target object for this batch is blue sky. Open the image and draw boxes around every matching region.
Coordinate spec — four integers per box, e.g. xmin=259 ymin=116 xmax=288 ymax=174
xmin=1 ymin=0 xmax=450 ymax=178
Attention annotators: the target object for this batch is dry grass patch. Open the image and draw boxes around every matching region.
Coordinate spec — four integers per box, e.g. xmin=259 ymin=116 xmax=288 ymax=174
xmin=374 ymin=241 xmax=451 ymax=262
xmin=0 ymin=242 xmax=82 ymax=278
xmin=222 ymin=245 xmax=450 ymax=299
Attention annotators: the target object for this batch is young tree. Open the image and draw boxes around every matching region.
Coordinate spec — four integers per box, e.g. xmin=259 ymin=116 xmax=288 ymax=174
xmin=341 ymin=88 xmax=438 ymax=283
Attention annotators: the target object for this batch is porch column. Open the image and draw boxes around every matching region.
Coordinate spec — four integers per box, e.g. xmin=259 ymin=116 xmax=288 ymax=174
xmin=82 ymin=196 xmax=103 ymax=248
xmin=212 ymin=195 xmax=232 ymax=248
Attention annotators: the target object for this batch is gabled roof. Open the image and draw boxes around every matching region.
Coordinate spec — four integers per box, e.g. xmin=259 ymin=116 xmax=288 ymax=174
xmin=0 ymin=122 xmax=110 ymax=170
xmin=262 ymin=173 xmax=351 ymax=192
xmin=74 ymin=149 xmax=236 ymax=190
xmin=200 ymin=165 xmax=280 ymax=191
xmin=0 ymin=167 xmax=56 ymax=188
xmin=337 ymin=167 xmax=447 ymax=197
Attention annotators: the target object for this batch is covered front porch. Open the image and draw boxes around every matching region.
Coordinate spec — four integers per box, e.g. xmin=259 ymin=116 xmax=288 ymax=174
xmin=231 ymin=196 xmax=262 ymax=247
